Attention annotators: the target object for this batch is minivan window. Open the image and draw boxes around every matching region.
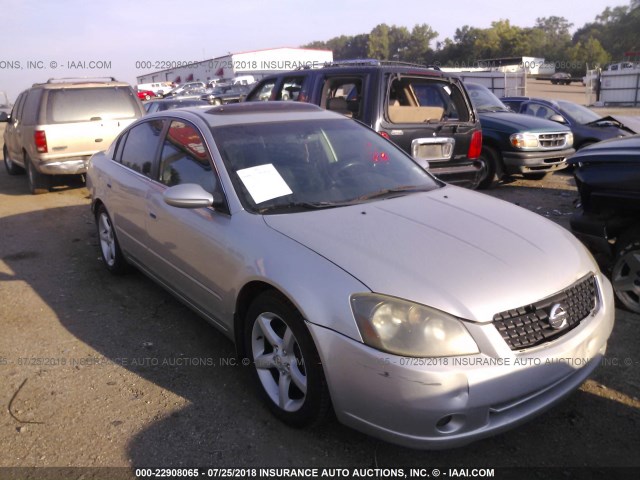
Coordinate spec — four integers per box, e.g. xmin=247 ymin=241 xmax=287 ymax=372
xmin=46 ymin=87 xmax=139 ymax=123
xmin=119 ymin=120 xmax=164 ymax=177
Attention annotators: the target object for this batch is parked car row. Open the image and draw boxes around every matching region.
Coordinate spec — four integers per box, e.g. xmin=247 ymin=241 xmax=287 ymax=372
xmin=1 ymin=68 xmax=632 ymax=448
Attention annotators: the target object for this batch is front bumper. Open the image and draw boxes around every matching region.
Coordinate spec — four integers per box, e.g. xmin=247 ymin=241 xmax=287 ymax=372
xmin=502 ymin=148 xmax=575 ymax=174
xmin=308 ymin=274 xmax=614 ymax=449
xmin=36 ymin=157 xmax=89 ymax=175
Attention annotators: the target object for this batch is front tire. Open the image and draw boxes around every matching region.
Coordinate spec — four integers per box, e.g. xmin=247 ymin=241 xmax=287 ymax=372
xmin=476 ymin=146 xmax=502 ymax=189
xmin=25 ymin=154 xmax=51 ymax=194
xmin=244 ymin=291 xmax=330 ymax=427
xmin=612 ymin=230 xmax=640 ymax=314
xmin=96 ymin=205 xmax=129 ymax=274
xmin=3 ymin=145 xmax=25 ymax=175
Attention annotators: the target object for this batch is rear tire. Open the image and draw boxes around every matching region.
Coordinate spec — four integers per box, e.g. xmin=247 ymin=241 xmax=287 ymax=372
xmin=95 ymin=204 xmax=129 ymax=275
xmin=476 ymin=146 xmax=503 ymax=189
xmin=3 ymin=145 xmax=25 ymax=175
xmin=25 ymin=154 xmax=51 ymax=194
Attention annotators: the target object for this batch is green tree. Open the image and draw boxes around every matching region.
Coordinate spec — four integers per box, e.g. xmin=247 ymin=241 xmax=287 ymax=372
xmin=367 ymin=24 xmax=390 ymax=59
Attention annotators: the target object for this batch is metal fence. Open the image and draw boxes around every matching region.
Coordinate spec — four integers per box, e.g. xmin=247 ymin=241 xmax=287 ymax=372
xmin=586 ymin=69 xmax=640 ymax=106
xmin=452 ymin=71 xmax=527 ymax=97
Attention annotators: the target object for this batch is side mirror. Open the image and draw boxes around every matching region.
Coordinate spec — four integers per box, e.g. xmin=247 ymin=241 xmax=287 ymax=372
xmin=0 ymin=111 xmax=9 ymax=122
xmin=549 ymin=114 xmax=567 ymax=124
xmin=163 ymin=184 xmax=215 ymax=209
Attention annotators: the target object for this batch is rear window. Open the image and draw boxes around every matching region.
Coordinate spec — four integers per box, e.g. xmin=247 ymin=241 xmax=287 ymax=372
xmin=387 ymin=77 xmax=470 ymax=123
xmin=46 ymin=87 xmax=139 ymax=123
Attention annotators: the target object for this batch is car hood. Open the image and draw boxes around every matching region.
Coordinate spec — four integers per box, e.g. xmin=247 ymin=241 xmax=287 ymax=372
xmin=264 ymin=186 xmax=596 ymax=322
xmin=569 ymin=134 xmax=640 ymax=165
xmin=586 ymin=115 xmax=640 ymax=134
xmin=479 ymin=111 xmax=570 ymax=133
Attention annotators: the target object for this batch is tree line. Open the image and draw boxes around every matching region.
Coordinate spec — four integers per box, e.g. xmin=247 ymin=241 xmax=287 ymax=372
xmin=303 ymin=1 xmax=639 ymax=75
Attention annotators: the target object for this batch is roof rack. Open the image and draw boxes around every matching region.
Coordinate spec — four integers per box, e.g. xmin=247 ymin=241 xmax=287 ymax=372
xmin=323 ymin=59 xmax=440 ymax=70
xmin=44 ymin=77 xmax=119 ymax=84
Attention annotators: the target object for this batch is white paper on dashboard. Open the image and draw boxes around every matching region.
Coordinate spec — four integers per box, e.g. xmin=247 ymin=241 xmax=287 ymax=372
xmin=236 ymin=163 xmax=293 ymax=204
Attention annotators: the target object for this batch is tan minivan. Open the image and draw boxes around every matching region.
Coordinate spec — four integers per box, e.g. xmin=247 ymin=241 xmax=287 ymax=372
xmin=1 ymin=77 xmax=144 ymax=194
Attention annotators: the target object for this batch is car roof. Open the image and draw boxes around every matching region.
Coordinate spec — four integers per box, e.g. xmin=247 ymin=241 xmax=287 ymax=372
xmin=259 ymin=63 xmax=454 ymax=80
xmin=148 ymin=101 xmax=346 ymax=127
xmin=31 ymin=77 xmax=131 ymax=89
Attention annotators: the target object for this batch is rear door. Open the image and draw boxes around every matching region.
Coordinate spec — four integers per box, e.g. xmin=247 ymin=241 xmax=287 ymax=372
xmin=108 ymin=119 xmax=165 ymax=265
xmin=379 ymin=74 xmax=475 ymax=166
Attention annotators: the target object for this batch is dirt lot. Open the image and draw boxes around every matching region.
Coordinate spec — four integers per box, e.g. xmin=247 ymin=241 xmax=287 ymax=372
xmin=0 ymin=117 xmax=639 ymax=478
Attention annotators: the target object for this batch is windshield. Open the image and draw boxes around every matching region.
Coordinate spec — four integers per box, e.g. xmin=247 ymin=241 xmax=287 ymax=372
xmin=212 ymin=119 xmax=440 ymax=214
xmin=556 ymin=101 xmax=602 ymax=124
xmin=466 ymin=83 xmax=509 ymax=113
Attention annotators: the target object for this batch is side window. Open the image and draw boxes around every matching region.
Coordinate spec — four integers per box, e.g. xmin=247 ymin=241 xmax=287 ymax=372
xmin=159 ymin=120 xmax=222 ymax=197
xmin=532 ymin=104 xmax=553 ymax=120
xmin=11 ymin=92 xmax=27 ymax=122
xmin=279 ymin=76 xmax=305 ymax=101
xmin=320 ymin=76 xmax=364 ymax=119
xmin=21 ymin=89 xmax=43 ymax=125
xmin=113 ymin=130 xmax=129 ymax=162
xmin=119 ymin=120 xmax=164 ymax=177
xmin=246 ymin=79 xmax=276 ymax=101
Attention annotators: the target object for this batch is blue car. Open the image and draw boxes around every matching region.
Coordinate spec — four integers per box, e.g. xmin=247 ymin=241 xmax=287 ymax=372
xmin=501 ymin=97 xmax=635 ymax=150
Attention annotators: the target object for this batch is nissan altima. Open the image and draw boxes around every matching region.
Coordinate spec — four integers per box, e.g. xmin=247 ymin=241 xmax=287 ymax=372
xmin=87 ymin=102 xmax=614 ymax=449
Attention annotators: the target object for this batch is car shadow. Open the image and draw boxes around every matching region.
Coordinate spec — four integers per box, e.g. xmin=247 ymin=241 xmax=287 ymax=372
xmin=1 ymin=203 xmax=639 ymax=469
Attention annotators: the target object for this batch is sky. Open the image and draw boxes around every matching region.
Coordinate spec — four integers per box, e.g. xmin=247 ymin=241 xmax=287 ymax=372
xmin=0 ymin=0 xmax=632 ymax=102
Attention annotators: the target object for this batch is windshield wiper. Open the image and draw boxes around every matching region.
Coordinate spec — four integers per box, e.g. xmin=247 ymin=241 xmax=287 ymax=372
xmin=356 ymin=185 xmax=432 ymax=201
xmin=257 ymin=201 xmax=348 ymax=214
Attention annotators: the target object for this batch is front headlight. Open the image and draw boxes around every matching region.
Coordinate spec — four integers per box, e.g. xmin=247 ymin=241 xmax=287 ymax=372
xmin=566 ymin=132 xmax=574 ymax=147
xmin=350 ymin=294 xmax=479 ymax=357
xmin=510 ymin=132 xmax=539 ymax=149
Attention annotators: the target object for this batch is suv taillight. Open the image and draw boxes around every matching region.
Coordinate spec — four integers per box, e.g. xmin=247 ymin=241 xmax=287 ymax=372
xmin=34 ymin=130 xmax=48 ymax=153
xmin=468 ymin=130 xmax=482 ymax=160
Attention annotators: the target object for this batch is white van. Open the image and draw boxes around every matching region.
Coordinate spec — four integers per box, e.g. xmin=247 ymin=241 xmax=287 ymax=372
xmin=137 ymin=82 xmax=174 ymax=96
xmin=231 ymin=75 xmax=256 ymax=86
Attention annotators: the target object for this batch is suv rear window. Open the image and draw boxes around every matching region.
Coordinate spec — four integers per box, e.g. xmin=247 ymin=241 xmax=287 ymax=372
xmin=46 ymin=87 xmax=139 ymax=123
xmin=387 ymin=77 xmax=469 ymax=123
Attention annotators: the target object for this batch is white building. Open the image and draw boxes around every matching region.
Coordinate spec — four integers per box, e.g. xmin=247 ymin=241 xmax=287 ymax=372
xmin=136 ymin=47 xmax=333 ymax=85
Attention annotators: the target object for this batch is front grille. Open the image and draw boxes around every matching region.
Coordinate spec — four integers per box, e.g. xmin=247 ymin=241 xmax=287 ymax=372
xmin=538 ymin=133 xmax=569 ymax=149
xmin=492 ymin=274 xmax=597 ymax=351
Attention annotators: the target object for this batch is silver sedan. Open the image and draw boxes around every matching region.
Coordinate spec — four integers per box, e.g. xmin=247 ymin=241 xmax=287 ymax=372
xmin=87 ymin=102 xmax=614 ymax=449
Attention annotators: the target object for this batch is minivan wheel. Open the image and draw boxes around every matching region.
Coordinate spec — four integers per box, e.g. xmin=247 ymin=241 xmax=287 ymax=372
xmin=25 ymin=154 xmax=51 ymax=194
xmin=96 ymin=205 xmax=129 ymax=274
xmin=612 ymin=231 xmax=640 ymax=314
xmin=476 ymin=146 xmax=502 ymax=189
xmin=244 ymin=291 xmax=330 ymax=427
xmin=3 ymin=146 xmax=25 ymax=175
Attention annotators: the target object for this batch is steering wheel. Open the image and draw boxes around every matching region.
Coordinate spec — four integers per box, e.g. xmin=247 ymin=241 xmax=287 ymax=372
xmin=330 ymin=161 xmax=370 ymax=186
